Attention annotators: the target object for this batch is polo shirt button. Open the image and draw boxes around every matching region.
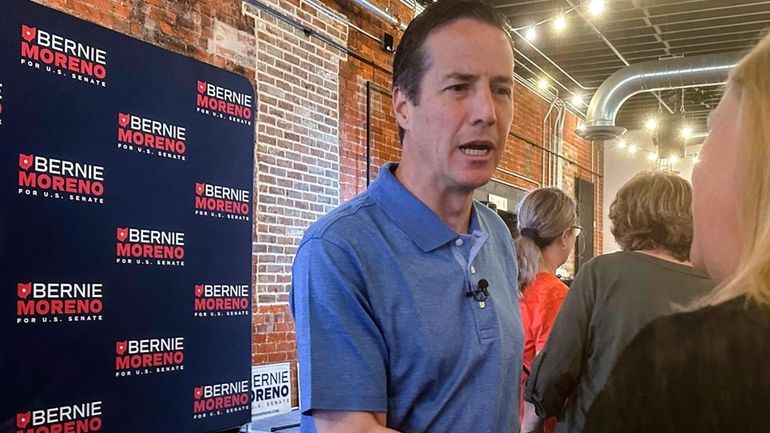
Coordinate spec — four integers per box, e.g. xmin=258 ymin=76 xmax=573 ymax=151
xmin=455 ymin=238 xmax=464 ymax=247
xmin=470 ymin=266 xmax=476 ymax=274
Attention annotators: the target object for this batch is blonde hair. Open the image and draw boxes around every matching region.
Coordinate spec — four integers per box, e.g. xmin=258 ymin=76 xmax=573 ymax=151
xmin=609 ymin=171 xmax=693 ymax=261
xmin=699 ymin=32 xmax=770 ymax=307
xmin=514 ymin=187 xmax=577 ymax=292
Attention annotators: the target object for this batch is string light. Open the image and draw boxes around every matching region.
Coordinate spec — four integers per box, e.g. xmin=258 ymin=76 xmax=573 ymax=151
xmin=571 ymin=94 xmax=584 ymax=106
xmin=681 ymin=126 xmax=692 ymax=138
xmin=647 ymin=153 xmax=658 ymax=161
xmin=645 ymin=118 xmax=658 ymax=131
xmin=668 ymin=155 xmax=679 ymax=164
xmin=554 ymin=15 xmax=567 ymax=31
xmin=538 ymin=78 xmax=549 ymax=90
xmin=525 ymin=26 xmax=537 ymax=41
xmin=617 ymin=139 xmax=627 ymax=149
xmin=628 ymin=145 xmax=638 ymax=154
xmin=588 ymin=0 xmax=605 ymax=16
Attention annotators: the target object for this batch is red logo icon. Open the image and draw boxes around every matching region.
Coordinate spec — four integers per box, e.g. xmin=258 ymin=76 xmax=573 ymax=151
xmin=195 ymin=285 xmax=204 ymax=298
xmin=197 ymin=81 xmax=206 ymax=93
xmin=21 ymin=25 xmax=36 ymax=42
xmin=17 ymin=412 xmax=31 ymax=428
xmin=116 ymin=228 xmax=128 ymax=242
xmin=195 ymin=183 xmax=205 ymax=196
xmin=194 ymin=387 xmax=203 ymax=400
xmin=19 ymin=154 xmax=33 ymax=170
xmin=116 ymin=341 xmax=127 ymax=355
xmin=118 ymin=113 xmax=130 ymax=127
xmin=17 ymin=283 xmax=31 ymax=299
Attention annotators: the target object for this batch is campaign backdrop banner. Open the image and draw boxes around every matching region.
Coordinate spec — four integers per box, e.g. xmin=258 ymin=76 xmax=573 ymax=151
xmin=0 ymin=1 xmax=255 ymax=432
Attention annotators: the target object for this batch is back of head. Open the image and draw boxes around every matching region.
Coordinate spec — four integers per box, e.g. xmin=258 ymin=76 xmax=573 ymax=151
xmin=392 ymin=0 xmax=512 ymax=142
xmin=707 ymin=32 xmax=770 ymax=306
xmin=515 ymin=188 xmax=577 ymax=291
xmin=609 ymin=170 xmax=693 ymax=262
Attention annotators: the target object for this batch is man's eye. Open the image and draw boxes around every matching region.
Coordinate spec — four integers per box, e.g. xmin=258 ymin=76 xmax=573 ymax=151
xmin=447 ymin=84 xmax=469 ymax=92
xmin=495 ymin=87 xmax=512 ymax=96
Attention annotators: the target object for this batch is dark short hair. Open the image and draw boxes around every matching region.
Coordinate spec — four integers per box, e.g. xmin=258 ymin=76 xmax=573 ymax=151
xmin=609 ymin=171 xmax=694 ymax=261
xmin=392 ymin=0 xmax=513 ymax=143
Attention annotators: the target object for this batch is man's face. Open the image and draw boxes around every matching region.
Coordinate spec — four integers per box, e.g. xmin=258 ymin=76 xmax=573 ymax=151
xmin=394 ymin=18 xmax=515 ymax=193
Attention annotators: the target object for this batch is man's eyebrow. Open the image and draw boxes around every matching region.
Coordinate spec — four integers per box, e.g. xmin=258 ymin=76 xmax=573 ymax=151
xmin=441 ymin=72 xmax=477 ymax=82
xmin=491 ymin=76 xmax=514 ymax=85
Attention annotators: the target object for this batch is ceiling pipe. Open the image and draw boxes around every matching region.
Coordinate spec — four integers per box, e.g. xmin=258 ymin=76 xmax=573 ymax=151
xmin=350 ymin=0 xmax=408 ymax=31
xmin=578 ymin=51 xmax=743 ymax=141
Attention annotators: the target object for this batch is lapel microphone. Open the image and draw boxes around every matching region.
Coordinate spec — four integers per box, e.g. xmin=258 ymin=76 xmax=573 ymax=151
xmin=466 ymin=279 xmax=489 ymax=299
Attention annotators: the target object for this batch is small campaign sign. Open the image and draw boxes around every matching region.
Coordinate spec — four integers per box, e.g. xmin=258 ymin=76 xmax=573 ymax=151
xmin=251 ymin=363 xmax=291 ymax=420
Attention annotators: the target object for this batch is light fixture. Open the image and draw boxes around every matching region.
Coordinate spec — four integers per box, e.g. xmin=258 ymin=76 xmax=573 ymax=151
xmin=680 ymin=126 xmax=692 ymax=138
xmin=571 ymin=94 xmax=584 ymax=106
xmin=525 ymin=26 xmax=537 ymax=41
xmin=628 ymin=145 xmax=638 ymax=154
xmin=538 ymin=78 xmax=549 ymax=90
xmin=577 ymin=122 xmax=586 ymax=132
xmin=617 ymin=139 xmax=627 ymax=149
xmin=645 ymin=117 xmax=658 ymax=131
xmin=668 ymin=154 xmax=679 ymax=164
xmin=554 ymin=15 xmax=567 ymax=31
xmin=588 ymin=0 xmax=605 ymax=16
xmin=647 ymin=153 xmax=658 ymax=161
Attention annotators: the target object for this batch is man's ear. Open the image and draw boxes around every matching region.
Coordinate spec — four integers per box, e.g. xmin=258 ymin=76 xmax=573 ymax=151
xmin=393 ymin=87 xmax=411 ymax=133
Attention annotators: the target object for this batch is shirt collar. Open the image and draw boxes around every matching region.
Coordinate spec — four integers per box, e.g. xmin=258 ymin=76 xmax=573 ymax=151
xmin=368 ymin=162 xmax=484 ymax=252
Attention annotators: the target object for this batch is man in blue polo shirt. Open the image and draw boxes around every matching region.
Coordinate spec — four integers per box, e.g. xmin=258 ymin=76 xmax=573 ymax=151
xmin=291 ymin=1 xmax=522 ymax=432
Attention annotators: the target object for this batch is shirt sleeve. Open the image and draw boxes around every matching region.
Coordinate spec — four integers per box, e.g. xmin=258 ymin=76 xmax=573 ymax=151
xmin=524 ymin=265 xmax=596 ymax=418
xmin=290 ymin=236 xmax=388 ymax=415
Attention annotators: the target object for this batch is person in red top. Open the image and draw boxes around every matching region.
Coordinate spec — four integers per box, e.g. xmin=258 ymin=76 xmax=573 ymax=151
xmin=514 ymin=187 xmax=580 ymax=433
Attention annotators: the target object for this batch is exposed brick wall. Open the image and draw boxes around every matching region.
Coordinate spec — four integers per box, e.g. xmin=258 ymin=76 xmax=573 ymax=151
xmin=33 ymin=0 xmax=604 ymax=412
xmin=242 ymin=0 xmax=347 ymax=381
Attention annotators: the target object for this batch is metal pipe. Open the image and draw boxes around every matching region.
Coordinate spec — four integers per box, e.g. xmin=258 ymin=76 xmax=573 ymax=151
xmin=496 ymin=167 xmax=541 ymax=188
xmin=351 ymin=0 xmax=399 ymax=27
xmin=510 ymin=26 xmax=597 ymax=91
xmin=578 ymin=51 xmax=742 ymax=140
xmin=564 ymin=0 xmax=674 ymax=115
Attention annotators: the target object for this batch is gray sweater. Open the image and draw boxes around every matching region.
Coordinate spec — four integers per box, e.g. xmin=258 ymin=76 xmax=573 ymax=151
xmin=524 ymin=251 xmax=713 ymax=433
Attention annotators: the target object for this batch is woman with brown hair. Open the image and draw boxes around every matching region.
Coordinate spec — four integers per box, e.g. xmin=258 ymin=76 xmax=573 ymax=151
xmin=524 ymin=171 xmax=712 ymax=433
xmin=582 ymin=32 xmax=770 ymax=433
xmin=515 ymin=187 xmax=579 ymax=433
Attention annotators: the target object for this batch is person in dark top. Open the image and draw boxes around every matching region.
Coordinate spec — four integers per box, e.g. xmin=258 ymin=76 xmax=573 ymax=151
xmin=524 ymin=171 xmax=713 ymax=433
xmin=582 ymin=32 xmax=770 ymax=433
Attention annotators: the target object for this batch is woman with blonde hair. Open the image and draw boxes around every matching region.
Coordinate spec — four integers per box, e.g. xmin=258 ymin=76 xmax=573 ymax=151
xmin=524 ymin=171 xmax=712 ymax=433
xmin=515 ymin=187 xmax=579 ymax=433
xmin=583 ymin=32 xmax=770 ymax=433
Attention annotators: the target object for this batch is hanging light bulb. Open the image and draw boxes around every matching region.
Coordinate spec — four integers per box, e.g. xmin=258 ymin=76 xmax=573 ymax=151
xmin=554 ymin=15 xmax=567 ymax=31
xmin=538 ymin=78 xmax=549 ymax=90
xmin=617 ymin=139 xmax=627 ymax=149
xmin=588 ymin=0 xmax=605 ymax=16
xmin=647 ymin=153 xmax=658 ymax=161
xmin=525 ymin=26 xmax=537 ymax=41
xmin=645 ymin=117 xmax=658 ymax=131
xmin=681 ymin=126 xmax=692 ymax=138
xmin=628 ymin=145 xmax=638 ymax=154
xmin=571 ymin=94 xmax=584 ymax=106
xmin=668 ymin=154 xmax=679 ymax=164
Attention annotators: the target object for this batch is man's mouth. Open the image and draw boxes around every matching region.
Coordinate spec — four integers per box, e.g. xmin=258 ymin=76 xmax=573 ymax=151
xmin=460 ymin=141 xmax=494 ymax=156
